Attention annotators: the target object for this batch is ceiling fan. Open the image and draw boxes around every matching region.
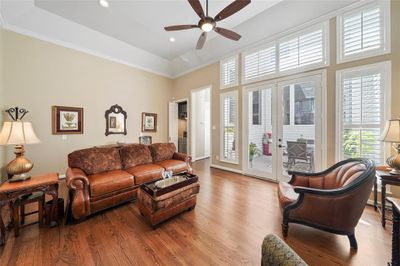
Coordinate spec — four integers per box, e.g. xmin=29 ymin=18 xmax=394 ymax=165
xmin=164 ymin=0 xmax=251 ymax=49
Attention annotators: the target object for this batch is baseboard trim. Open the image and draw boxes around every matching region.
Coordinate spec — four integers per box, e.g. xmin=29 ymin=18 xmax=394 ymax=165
xmin=210 ymin=164 xmax=243 ymax=174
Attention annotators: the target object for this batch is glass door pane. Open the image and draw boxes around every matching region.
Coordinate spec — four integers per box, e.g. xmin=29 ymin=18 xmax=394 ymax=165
xmin=244 ymin=86 xmax=276 ymax=180
xmin=278 ymin=76 xmax=321 ymax=181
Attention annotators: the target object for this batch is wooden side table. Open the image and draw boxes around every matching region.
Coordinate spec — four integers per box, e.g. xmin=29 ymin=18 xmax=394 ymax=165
xmin=0 ymin=173 xmax=59 ymax=245
xmin=387 ymin=197 xmax=400 ymax=266
xmin=374 ymin=170 xmax=400 ymax=227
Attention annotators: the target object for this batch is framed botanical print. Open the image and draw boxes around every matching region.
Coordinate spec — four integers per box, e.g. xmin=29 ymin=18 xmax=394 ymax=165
xmin=52 ymin=106 xmax=84 ymax=134
xmin=141 ymin=112 xmax=157 ymax=132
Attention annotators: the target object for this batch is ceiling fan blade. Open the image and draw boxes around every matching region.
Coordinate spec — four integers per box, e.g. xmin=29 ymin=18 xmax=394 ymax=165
xmin=164 ymin=25 xmax=199 ymax=31
xmin=188 ymin=0 xmax=205 ymax=18
xmin=214 ymin=27 xmax=241 ymax=41
xmin=196 ymin=32 xmax=207 ymax=49
xmin=214 ymin=0 xmax=251 ymax=22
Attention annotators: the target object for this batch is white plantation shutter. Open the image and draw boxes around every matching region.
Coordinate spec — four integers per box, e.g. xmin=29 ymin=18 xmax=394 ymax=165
xmin=220 ymin=56 xmax=238 ymax=88
xmin=279 ymin=26 xmax=324 ymax=72
xmin=243 ymin=43 xmax=276 ymax=82
xmin=338 ymin=2 xmax=390 ymax=62
xmin=337 ymin=62 xmax=389 ymax=164
xmin=220 ymin=91 xmax=238 ymax=163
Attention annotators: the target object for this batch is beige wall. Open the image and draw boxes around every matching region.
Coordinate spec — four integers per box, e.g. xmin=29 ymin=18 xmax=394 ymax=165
xmin=172 ymin=1 xmax=400 ymax=172
xmin=2 ymin=29 xmax=173 ymax=175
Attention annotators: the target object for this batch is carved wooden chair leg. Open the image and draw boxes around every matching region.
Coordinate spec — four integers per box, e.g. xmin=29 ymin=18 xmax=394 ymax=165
xmin=348 ymin=233 xmax=358 ymax=250
xmin=282 ymin=223 xmax=289 ymax=237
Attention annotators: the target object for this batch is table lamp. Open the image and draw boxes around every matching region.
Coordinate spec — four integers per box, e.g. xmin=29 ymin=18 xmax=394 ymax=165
xmin=381 ymin=118 xmax=400 ymax=175
xmin=0 ymin=107 xmax=40 ymax=181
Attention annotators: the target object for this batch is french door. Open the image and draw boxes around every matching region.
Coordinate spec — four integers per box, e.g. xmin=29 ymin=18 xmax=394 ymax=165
xmin=243 ymin=73 xmax=324 ymax=182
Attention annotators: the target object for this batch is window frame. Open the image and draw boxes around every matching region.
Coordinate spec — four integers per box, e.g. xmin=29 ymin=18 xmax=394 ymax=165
xmin=335 ymin=61 xmax=391 ymax=164
xmin=220 ymin=90 xmax=239 ymax=164
xmin=220 ymin=55 xmax=239 ymax=89
xmin=336 ymin=1 xmax=391 ymax=64
xmin=241 ymin=41 xmax=277 ymax=84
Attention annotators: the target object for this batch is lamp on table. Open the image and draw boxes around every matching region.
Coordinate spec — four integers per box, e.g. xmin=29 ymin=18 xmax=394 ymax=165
xmin=381 ymin=118 xmax=400 ymax=175
xmin=0 ymin=107 xmax=40 ymax=182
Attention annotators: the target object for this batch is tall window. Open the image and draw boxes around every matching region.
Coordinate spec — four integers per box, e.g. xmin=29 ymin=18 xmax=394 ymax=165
xmin=252 ymin=91 xmax=261 ymax=125
xmin=337 ymin=1 xmax=390 ymax=63
xmin=336 ymin=62 xmax=390 ymax=164
xmin=220 ymin=91 xmax=238 ymax=163
xmin=220 ymin=56 xmax=238 ymax=89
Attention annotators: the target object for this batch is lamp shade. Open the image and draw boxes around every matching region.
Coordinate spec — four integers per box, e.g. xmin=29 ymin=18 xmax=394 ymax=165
xmin=0 ymin=121 xmax=40 ymax=145
xmin=381 ymin=119 xmax=400 ymax=143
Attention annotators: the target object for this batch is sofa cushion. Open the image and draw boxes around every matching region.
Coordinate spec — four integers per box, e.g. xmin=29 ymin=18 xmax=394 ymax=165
xmin=68 ymin=147 xmax=122 ymax=175
xmin=88 ymin=170 xmax=134 ymax=197
xmin=149 ymin=143 xmax=176 ymax=162
xmin=120 ymin=144 xmax=153 ymax=169
xmin=278 ymin=182 xmax=299 ymax=210
xmin=125 ymin=164 xmax=164 ymax=185
xmin=155 ymin=159 xmax=187 ymax=174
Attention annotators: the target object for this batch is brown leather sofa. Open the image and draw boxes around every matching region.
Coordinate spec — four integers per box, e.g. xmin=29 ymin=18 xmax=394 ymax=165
xmin=278 ymin=158 xmax=375 ymax=249
xmin=66 ymin=143 xmax=192 ymax=220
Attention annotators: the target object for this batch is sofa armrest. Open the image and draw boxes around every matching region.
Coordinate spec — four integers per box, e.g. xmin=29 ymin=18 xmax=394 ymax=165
xmin=66 ymin=168 xmax=90 ymax=220
xmin=173 ymin=152 xmax=193 ymax=174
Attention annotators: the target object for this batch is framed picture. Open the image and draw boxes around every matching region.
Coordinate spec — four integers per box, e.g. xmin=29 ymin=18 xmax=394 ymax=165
xmin=52 ymin=106 xmax=83 ymax=134
xmin=142 ymin=112 xmax=157 ymax=132
xmin=139 ymin=136 xmax=152 ymax=145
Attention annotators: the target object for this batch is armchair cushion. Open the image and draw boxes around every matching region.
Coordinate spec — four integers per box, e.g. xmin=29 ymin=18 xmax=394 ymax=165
xmin=68 ymin=147 xmax=122 ymax=175
xmin=120 ymin=144 xmax=153 ymax=169
xmin=149 ymin=143 xmax=176 ymax=162
xmin=88 ymin=170 xmax=134 ymax=197
xmin=278 ymin=182 xmax=299 ymax=210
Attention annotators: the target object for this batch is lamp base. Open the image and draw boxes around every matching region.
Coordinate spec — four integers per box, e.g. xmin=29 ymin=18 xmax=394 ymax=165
xmin=9 ymin=174 xmax=31 ymax=183
xmin=387 ymin=152 xmax=400 ymax=175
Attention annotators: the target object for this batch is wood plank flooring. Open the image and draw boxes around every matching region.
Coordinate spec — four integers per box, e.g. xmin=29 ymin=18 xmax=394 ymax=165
xmin=0 ymin=159 xmax=391 ymax=265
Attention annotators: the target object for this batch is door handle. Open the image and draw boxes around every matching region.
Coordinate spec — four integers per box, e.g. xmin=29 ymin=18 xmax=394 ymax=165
xmin=278 ymin=138 xmax=282 ymax=142
xmin=278 ymin=145 xmax=282 ymax=148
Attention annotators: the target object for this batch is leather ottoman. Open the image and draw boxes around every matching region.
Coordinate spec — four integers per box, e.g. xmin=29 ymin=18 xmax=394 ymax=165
xmin=137 ymin=176 xmax=200 ymax=227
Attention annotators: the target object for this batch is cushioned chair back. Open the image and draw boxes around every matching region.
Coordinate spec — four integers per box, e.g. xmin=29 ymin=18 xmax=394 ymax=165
xmin=68 ymin=147 xmax=122 ymax=175
xmin=309 ymin=161 xmax=367 ymax=189
xmin=120 ymin=144 xmax=153 ymax=169
xmin=149 ymin=143 xmax=176 ymax=162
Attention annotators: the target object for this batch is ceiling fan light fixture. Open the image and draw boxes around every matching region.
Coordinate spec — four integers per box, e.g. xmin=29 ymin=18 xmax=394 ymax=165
xmin=99 ymin=0 xmax=109 ymax=8
xmin=201 ymin=22 xmax=213 ymax=32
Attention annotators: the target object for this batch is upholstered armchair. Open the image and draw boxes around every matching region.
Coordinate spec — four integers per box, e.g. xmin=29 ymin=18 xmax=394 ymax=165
xmin=278 ymin=158 xmax=375 ymax=249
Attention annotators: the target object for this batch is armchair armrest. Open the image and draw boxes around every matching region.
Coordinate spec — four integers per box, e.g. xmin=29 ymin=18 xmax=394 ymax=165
xmin=66 ymin=168 xmax=90 ymax=220
xmin=173 ymin=152 xmax=193 ymax=174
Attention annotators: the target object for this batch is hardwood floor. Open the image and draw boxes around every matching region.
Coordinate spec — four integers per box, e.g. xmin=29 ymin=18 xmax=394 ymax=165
xmin=0 ymin=159 xmax=391 ymax=265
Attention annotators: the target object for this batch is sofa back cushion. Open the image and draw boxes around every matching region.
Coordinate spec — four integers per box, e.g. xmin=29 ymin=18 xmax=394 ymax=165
xmin=120 ymin=144 xmax=153 ymax=169
xmin=149 ymin=143 xmax=176 ymax=162
xmin=68 ymin=147 xmax=122 ymax=175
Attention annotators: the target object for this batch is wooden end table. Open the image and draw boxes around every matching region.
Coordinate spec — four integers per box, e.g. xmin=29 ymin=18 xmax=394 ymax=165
xmin=387 ymin=197 xmax=400 ymax=266
xmin=374 ymin=170 xmax=400 ymax=227
xmin=0 ymin=173 xmax=59 ymax=245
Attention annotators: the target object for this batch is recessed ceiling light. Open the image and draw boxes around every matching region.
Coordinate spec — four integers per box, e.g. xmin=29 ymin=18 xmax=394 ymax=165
xmin=169 ymin=37 xmax=176 ymax=42
xmin=99 ymin=0 xmax=109 ymax=8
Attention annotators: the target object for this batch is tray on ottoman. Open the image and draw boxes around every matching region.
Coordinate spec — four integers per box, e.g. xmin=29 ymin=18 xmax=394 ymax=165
xmin=138 ymin=173 xmax=200 ymax=227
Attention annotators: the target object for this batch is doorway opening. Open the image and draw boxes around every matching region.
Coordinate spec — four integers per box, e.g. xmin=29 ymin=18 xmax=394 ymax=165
xmin=168 ymin=99 xmax=188 ymax=154
xmin=191 ymin=87 xmax=211 ymax=161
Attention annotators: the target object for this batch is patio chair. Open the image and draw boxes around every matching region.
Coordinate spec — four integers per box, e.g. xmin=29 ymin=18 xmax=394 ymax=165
xmin=287 ymin=141 xmax=313 ymax=172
